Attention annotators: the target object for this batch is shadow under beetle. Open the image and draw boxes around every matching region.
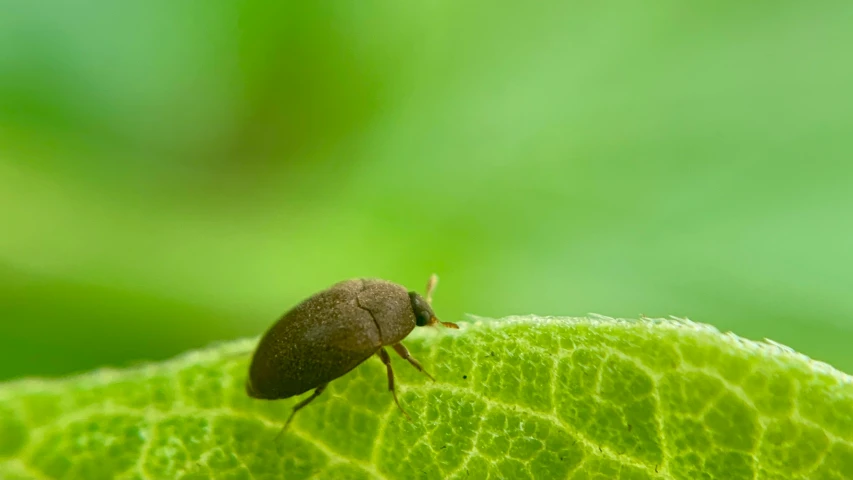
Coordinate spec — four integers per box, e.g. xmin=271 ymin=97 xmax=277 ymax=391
xmin=246 ymin=274 xmax=458 ymax=436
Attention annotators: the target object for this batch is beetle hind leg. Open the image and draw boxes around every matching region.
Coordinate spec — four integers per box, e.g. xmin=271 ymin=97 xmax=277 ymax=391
xmin=377 ymin=347 xmax=412 ymax=421
xmin=392 ymin=342 xmax=435 ymax=381
xmin=275 ymin=383 xmax=328 ymax=441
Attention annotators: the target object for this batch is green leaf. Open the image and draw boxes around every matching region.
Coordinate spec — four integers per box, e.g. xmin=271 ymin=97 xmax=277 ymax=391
xmin=0 ymin=316 xmax=851 ymax=479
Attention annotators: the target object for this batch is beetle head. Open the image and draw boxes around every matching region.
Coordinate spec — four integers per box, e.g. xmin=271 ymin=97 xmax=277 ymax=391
xmin=408 ymin=291 xmax=459 ymax=329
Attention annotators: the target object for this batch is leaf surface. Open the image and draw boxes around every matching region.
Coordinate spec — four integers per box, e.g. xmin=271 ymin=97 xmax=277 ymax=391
xmin=1 ymin=316 xmax=851 ymax=479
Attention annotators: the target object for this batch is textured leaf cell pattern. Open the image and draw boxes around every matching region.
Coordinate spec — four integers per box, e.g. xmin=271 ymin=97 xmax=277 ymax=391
xmin=0 ymin=316 xmax=851 ymax=479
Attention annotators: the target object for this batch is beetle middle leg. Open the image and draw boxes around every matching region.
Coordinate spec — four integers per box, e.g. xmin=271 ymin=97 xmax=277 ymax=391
xmin=275 ymin=382 xmax=328 ymax=441
xmin=392 ymin=342 xmax=435 ymax=381
xmin=377 ymin=347 xmax=412 ymax=421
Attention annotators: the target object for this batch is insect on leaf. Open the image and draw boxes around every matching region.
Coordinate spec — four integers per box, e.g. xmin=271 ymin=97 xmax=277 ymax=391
xmin=0 ymin=316 xmax=851 ymax=479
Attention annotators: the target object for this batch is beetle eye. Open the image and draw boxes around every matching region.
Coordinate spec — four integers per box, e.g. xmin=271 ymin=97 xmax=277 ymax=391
xmin=408 ymin=292 xmax=433 ymax=327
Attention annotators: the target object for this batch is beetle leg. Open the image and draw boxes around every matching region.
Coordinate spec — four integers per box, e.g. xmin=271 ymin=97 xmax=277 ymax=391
xmin=392 ymin=342 xmax=435 ymax=381
xmin=275 ymin=383 xmax=328 ymax=441
xmin=378 ymin=347 xmax=412 ymax=421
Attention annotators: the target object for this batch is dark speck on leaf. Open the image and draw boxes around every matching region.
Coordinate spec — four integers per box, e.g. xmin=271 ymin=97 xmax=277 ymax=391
xmin=463 ymin=375 xmax=467 ymax=379
xmin=627 ymin=424 xmax=633 ymax=431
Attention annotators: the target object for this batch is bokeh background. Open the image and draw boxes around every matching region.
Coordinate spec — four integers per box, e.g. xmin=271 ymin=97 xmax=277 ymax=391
xmin=1 ymin=1 xmax=852 ymax=382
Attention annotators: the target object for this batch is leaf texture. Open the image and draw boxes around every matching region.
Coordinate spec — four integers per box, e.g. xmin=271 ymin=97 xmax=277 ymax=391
xmin=0 ymin=316 xmax=851 ymax=479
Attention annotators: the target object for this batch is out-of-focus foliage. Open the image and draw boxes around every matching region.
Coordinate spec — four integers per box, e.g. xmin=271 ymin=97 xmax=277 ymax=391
xmin=1 ymin=0 xmax=852 ymax=379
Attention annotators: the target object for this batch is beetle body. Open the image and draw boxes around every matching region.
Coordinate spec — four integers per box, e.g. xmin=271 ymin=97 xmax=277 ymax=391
xmin=247 ymin=278 xmax=417 ymax=399
xmin=246 ymin=275 xmax=457 ymax=435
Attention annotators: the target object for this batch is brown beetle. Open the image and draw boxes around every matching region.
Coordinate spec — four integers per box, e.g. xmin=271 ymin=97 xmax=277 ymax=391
xmin=246 ymin=274 xmax=458 ymax=435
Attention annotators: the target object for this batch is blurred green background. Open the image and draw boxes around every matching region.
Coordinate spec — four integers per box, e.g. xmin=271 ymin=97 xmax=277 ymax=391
xmin=1 ymin=1 xmax=852 ymax=381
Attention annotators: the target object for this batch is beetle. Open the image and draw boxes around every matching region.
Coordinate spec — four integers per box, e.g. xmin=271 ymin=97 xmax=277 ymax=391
xmin=246 ymin=274 xmax=458 ymax=435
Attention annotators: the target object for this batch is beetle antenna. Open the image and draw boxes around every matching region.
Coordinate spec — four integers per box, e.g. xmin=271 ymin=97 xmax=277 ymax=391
xmin=425 ymin=274 xmax=438 ymax=305
xmin=438 ymin=319 xmax=460 ymax=329
xmin=426 ymin=274 xmax=458 ymax=328
xmin=428 ymin=315 xmax=459 ymax=329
